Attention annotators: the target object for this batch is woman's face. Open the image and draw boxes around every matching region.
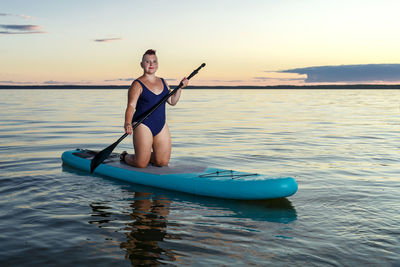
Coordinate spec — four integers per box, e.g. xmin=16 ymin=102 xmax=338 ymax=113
xmin=141 ymin=54 xmax=158 ymax=74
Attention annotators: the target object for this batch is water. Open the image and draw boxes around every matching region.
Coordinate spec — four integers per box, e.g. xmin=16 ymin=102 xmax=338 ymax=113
xmin=0 ymin=89 xmax=399 ymax=266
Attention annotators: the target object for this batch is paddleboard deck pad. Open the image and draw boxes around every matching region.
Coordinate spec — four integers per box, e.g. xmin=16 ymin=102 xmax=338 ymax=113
xmin=62 ymin=149 xmax=298 ymax=200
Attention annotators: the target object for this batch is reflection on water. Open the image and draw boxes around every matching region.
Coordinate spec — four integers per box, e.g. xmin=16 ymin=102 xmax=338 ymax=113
xmin=121 ymin=193 xmax=175 ymax=265
xmin=86 ymin=175 xmax=297 ymax=266
xmin=229 ymin=198 xmax=297 ymax=223
xmin=89 ymin=192 xmax=177 ymax=266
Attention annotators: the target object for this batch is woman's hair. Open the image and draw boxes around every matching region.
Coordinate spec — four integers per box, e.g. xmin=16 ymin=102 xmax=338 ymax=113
xmin=142 ymin=49 xmax=156 ymax=61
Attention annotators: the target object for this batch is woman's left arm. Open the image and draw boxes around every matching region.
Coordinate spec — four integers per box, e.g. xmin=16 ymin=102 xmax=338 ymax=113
xmin=167 ymin=77 xmax=188 ymax=106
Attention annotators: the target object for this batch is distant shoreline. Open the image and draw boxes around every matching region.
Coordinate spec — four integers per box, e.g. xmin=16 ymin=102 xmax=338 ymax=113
xmin=1 ymin=84 xmax=400 ymax=89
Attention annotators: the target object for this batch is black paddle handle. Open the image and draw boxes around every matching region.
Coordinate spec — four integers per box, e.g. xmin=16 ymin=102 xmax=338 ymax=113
xmin=187 ymin=63 xmax=206 ymax=80
xmin=176 ymin=63 xmax=206 ymax=88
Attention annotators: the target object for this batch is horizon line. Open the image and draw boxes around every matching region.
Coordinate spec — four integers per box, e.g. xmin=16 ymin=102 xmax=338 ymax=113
xmin=1 ymin=84 xmax=400 ymax=89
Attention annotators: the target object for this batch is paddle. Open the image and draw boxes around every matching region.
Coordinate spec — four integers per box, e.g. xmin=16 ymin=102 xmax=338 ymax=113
xmin=90 ymin=63 xmax=206 ymax=173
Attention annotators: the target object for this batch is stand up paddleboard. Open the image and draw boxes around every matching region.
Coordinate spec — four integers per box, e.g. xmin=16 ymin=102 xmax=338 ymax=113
xmin=62 ymin=149 xmax=297 ymax=200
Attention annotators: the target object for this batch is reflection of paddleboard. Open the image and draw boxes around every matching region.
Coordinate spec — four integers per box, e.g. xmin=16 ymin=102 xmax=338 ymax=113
xmin=61 ymin=149 xmax=298 ymax=200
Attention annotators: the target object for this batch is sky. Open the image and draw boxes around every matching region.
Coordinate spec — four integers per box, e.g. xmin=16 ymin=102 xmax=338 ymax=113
xmin=1 ymin=0 xmax=400 ymax=86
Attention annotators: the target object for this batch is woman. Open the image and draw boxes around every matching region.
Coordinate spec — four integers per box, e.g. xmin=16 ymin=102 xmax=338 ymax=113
xmin=120 ymin=49 xmax=188 ymax=168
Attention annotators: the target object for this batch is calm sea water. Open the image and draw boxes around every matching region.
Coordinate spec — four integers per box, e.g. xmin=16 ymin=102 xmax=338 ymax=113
xmin=0 ymin=89 xmax=399 ymax=266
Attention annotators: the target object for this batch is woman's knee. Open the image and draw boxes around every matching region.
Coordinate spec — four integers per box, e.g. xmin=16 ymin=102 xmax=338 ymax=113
xmin=135 ymin=159 xmax=149 ymax=168
xmin=126 ymin=154 xmax=149 ymax=168
xmin=134 ymin=154 xmax=151 ymax=168
xmin=153 ymin=157 xmax=169 ymax=167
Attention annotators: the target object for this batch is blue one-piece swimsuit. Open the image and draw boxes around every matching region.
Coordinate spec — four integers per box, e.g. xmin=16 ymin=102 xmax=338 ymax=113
xmin=132 ymin=78 xmax=169 ymax=136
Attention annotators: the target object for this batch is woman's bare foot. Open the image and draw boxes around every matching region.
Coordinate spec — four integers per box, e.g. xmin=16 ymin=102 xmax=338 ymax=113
xmin=120 ymin=151 xmax=128 ymax=162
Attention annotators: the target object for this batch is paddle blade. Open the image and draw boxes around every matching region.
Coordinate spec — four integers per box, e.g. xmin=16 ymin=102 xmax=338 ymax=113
xmin=90 ymin=142 xmax=118 ymax=173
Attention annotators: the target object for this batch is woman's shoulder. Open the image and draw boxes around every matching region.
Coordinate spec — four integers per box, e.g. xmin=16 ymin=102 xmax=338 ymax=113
xmin=158 ymin=77 xmax=169 ymax=87
xmin=132 ymin=76 xmax=144 ymax=83
xmin=129 ymin=79 xmax=143 ymax=92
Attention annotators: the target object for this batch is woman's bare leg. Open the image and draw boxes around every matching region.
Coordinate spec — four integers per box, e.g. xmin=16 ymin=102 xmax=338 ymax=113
xmin=151 ymin=124 xmax=171 ymax=166
xmin=124 ymin=124 xmax=153 ymax=168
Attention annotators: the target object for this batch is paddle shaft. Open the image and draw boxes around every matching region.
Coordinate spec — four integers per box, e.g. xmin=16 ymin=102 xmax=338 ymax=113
xmin=90 ymin=63 xmax=205 ymax=172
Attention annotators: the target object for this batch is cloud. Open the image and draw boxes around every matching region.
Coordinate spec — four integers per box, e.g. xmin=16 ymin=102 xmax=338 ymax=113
xmin=43 ymin=80 xmax=68 ymax=85
xmin=0 ymin=13 xmax=32 ymax=19
xmin=1 ymin=80 xmax=72 ymax=85
xmin=0 ymin=80 xmax=35 ymax=84
xmin=104 ymin=77 xmax=134 ymax=82
xmin=204 ymin=79 xmax=246 ymax=83
xmin=253 ymin=71 xmax=307 ymax=84
xmin=43 ymin=80 xmax=92 ymax=85
xmin=1 ymin=24 xmax=40 ymax=31
xmin=253 ymin=76 xmax=305 ymax=82
xmin=94 ymin=37 xmax=123 ymax=42
xmin=0 ymin=24 xmax=45 ymax=34
xmin=280 ymin=64 xmax=400 ymax=83
xmin=0 ymin=31 xmax=44 ymax=34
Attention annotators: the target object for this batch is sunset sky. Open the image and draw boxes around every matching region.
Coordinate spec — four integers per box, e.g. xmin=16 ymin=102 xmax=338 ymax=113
xmin=2 ymin=0 xmax=400 ymax=86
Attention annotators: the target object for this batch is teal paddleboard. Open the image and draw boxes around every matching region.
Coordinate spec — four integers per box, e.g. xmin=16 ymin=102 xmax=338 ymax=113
xmin=62 ymin=149 xmax=298 ymax=200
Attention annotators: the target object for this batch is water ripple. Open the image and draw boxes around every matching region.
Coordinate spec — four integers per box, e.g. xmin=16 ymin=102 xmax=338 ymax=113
xmin=0 ymin=89 xmax=399 ymax=265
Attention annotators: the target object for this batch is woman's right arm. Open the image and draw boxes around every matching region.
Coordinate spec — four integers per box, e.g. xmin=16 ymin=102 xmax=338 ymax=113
xmin=124 ymin=81 xmax=142 ymax=134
